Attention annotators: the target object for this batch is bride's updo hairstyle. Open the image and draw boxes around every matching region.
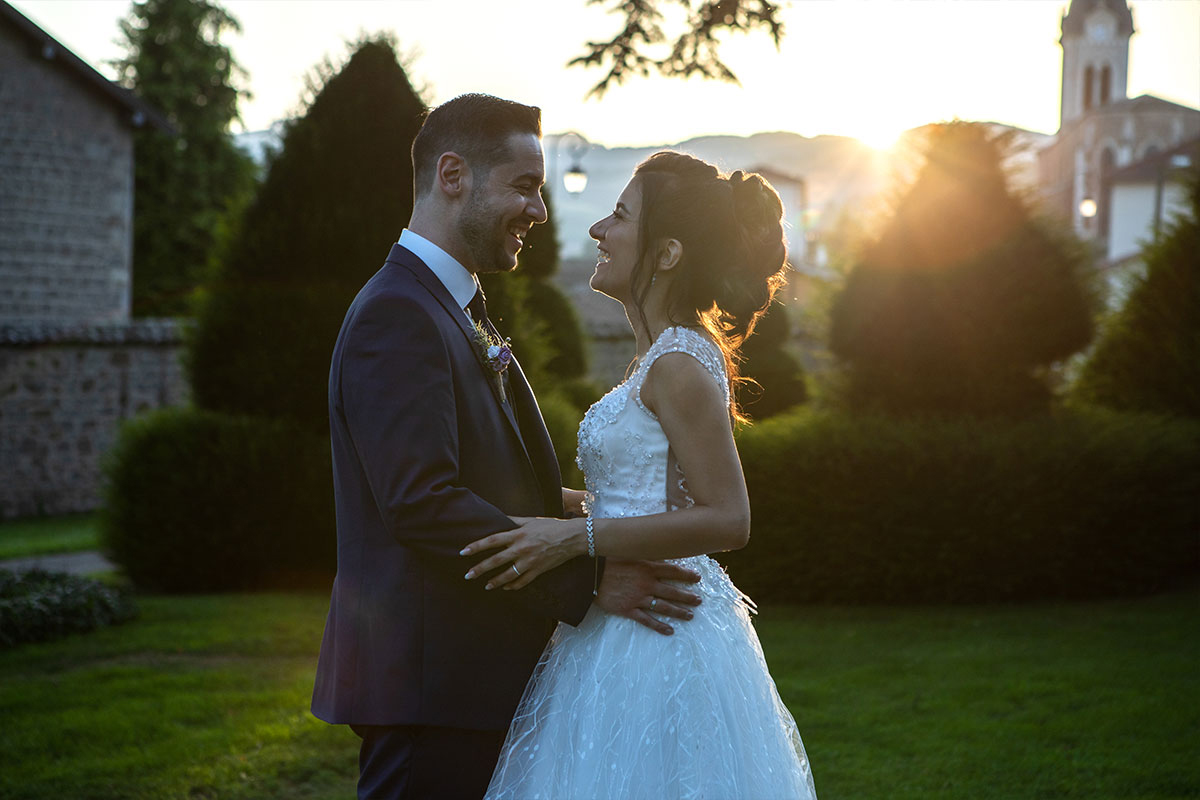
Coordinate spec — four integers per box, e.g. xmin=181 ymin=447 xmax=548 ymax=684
xmin=630 ymin=151 xmax=788 ymax=420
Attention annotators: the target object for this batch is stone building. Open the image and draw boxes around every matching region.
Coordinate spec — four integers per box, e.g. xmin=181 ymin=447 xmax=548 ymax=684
xmin=0 ymin=1 xmax=187 ymax=519
xmin=1038 ymin=0 xmax=1200 ymax=247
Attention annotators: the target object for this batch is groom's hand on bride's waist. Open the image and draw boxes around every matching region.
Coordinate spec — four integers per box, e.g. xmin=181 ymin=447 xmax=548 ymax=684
xmin=595 ymin=560 xmax=702 ymax=636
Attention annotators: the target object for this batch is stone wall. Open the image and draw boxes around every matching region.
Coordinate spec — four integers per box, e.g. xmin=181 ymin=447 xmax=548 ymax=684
xmin=0 ymin=22 xmax=134 ymax=324
xmin=0 ymin=321 xmax=188 ymax=520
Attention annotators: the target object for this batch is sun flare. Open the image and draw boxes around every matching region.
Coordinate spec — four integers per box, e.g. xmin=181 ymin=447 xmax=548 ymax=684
xmin=855 ymin=124 xmax=906 ymax=152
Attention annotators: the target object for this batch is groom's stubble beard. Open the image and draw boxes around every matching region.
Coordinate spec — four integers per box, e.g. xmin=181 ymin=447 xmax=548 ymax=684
xmin=459 ymin=183 xmax=519 ymax=276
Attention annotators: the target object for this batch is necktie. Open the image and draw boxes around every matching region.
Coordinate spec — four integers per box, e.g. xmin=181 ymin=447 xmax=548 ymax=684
xmin=467 ymin=287 xmax=488 ymax=325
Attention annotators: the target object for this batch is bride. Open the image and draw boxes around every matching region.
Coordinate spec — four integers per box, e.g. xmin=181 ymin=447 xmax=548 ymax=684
xmin=462 ymin=151 xmax=817 ymax=799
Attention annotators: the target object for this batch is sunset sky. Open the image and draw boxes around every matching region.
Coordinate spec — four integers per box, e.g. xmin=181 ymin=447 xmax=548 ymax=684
xmin=11 ymin=0 xmax=1200 ymax=149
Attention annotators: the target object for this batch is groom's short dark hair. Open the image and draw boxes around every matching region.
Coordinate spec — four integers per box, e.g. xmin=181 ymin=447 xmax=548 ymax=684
xmin=411 ymin=94 xmax=542 ymax=199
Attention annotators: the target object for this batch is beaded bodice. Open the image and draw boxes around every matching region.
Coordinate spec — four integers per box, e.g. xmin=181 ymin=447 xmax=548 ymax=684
xmin=576 ymin=326 xmax=728 ymax=522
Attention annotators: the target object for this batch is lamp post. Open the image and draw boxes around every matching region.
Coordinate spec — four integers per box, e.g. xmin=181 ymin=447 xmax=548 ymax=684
xmin=552 ymin=131 xmax=590 ymax=195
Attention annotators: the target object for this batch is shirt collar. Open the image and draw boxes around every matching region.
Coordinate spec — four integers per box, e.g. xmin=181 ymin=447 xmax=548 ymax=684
xmin=398 ymin=229 xmax=478 ymax=312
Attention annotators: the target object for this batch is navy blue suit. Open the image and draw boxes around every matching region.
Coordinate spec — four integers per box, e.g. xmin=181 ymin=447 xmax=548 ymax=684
xmin=312 ymin=244 xmax=597 ymax=795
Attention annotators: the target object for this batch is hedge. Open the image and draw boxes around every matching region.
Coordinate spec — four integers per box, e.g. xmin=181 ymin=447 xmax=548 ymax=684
xmin=722 ymin=408 xmax=1200 ymax=603
xmin=102 ymin=408 xmax=334 ymax=592
xmin=102 ymin=395 xmax=588 ymax=593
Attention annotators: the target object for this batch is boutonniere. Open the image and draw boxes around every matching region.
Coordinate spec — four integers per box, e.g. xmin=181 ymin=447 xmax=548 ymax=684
xmin=472 ymin=319 xmax=513 ymax=403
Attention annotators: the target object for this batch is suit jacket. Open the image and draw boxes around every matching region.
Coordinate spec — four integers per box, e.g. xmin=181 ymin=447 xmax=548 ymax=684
xmin=312 ymin=243 xmax=597 ymax=730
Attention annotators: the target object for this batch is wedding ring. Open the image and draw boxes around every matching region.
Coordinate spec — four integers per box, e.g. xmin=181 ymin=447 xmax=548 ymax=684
xmin=511 ymin=564 xmax=521 ymax=577
xmin=649 ymin=598 xmax=658 ymax=611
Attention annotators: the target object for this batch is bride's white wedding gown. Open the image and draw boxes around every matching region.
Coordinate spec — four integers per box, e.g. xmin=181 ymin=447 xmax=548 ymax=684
xmin=485 ymin=327 xmax=817 ymax=800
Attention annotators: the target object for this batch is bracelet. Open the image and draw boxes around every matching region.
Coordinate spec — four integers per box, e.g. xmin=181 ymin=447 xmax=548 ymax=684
xmin=586 ymin=515 xmax=596 ymax=558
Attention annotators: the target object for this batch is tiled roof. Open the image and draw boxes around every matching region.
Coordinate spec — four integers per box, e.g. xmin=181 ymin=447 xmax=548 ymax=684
xmin=0 ymin=0 xmax=174 ymax=134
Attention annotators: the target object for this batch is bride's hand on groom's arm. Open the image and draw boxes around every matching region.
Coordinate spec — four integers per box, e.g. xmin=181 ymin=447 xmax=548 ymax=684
xmin=461 ymin=517 xmax=587 ymax=591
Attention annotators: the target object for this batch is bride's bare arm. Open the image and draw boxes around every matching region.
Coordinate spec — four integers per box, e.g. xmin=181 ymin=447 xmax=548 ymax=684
xmin=462 ymin=352 xmax=749 ymax=590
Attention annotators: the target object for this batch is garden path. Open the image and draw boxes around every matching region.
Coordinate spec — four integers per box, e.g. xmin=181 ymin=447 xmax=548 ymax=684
xmin=0 ymin=550 xmax=114 ymax=575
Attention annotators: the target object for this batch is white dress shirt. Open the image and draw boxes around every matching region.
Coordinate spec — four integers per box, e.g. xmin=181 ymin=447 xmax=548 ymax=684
xmin=398 ymin=229 xmax=478 ymax=321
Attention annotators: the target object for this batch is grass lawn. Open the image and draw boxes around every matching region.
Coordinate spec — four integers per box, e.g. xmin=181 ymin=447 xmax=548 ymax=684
xmin=0 ymin=513 xmax=101 ymax=560
xmin=0 ymin=586 xmax=1196 ymax=800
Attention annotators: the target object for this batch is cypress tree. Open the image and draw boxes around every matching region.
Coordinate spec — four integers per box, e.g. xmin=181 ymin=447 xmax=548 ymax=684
xmin=829 ymin=122 xmax=1094 ymax=416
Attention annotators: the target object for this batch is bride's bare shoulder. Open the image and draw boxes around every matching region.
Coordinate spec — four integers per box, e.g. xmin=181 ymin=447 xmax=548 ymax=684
xmin=641 ymin=347 xmax=725 ymax=419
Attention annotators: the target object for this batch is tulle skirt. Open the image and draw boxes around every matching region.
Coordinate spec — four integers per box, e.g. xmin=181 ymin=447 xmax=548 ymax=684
xmin=484 ymin=556 xmax=817 ymax=800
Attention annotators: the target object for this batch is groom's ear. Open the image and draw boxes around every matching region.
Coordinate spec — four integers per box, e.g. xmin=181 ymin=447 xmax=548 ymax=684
xmin=657 ymin=239 xmax=683 ymax=271
xmin=436 ymin=152 xmax=469 ymax=198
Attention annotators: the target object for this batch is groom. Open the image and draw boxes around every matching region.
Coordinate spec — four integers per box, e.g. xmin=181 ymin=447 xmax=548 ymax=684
xmin=312 ymin=93 xmax=703 ymax=799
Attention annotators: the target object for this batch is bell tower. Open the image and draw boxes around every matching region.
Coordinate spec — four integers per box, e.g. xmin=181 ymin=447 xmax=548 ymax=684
xmin=1058 ymin=0 xmax=1134 ymax=130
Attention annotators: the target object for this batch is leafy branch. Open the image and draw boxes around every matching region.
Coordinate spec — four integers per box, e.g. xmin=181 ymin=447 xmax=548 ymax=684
xmin=570 ymin=0 xmax=784 ymax=98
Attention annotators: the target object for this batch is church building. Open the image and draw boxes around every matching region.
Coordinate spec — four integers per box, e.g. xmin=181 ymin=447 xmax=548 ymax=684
xmin=1037 ymin=0 xmax=1200 ymax=262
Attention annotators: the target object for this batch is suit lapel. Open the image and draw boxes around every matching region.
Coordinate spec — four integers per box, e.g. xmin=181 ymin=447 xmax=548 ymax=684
xmin=506 ymin=353 xmax=566 ymax=516
xmin=385 ymin=245 xmax=533 ymax=468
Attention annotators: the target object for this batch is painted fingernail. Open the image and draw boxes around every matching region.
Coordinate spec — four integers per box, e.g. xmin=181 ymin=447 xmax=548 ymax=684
xmin=684 ymin=611 xmax=693 ymax=620
xmin=485 ymin=583 xmax=494 ymax=591
xmin=464 ymin=570 xmax=475 ymax=580
xmin=460 ymin=547 xmax=470 ymax=556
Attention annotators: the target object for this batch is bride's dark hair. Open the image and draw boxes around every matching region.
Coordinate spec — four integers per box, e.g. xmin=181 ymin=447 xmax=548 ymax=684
xmin=630 ymin=151 xmax=788 ymax=421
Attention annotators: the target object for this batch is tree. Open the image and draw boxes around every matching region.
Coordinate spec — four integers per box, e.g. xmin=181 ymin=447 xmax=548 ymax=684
xmin=571 ymin=0 xmax=783 ymax=97
xmin=829 ymin=122 xmax=1095 ymax=416
xmin=187 ymin=35 xmax=427 ymax=431
xmin=1072 ymin=168 xmax=1200 ymax=418
xmin=112 ymin=0 xmax=255 ymax=316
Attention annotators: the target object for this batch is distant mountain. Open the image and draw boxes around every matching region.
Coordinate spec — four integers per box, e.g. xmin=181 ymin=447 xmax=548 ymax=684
xmin=547 ymin=130 xmax=895 ymax=261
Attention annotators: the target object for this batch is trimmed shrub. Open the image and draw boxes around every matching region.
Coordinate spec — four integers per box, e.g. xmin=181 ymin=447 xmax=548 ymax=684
xmin=217 ymin=36 xmax=425 ymax=287
xmin=186 ymin=282 xmax=356 ymax=433
xmin=830 ymin=123 xmax=1094 ymax=416
xmin=102 ymin=408 xmax=334 ymax=592
xmin=722 ymin=408 xmax=1200 ymax=603
xmin=0 ymin=570 xmax=137 ymax=648
xmin=186 ymin=36 xmax=426 ymax=431
xmin=527 ymin=280 xmax=589 ymax=380
xmin=536 ymin=389 xmax=587 ymax=488
xmin=737 ymin=301 xmax=808 ymax=420
xmin=517 ymin=184 xmax=561 ymax=282
xmin=1072 ymin=169 xmax=1200 ymax=418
